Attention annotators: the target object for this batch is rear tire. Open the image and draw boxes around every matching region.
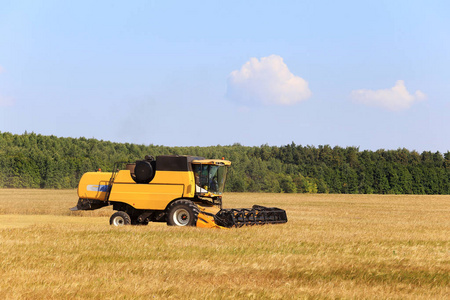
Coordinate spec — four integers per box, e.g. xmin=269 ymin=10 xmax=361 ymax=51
xmin=110 ymin=211 xmax=131 ymax=226
xmin=166 ymin=200 xmax=199 ymax=227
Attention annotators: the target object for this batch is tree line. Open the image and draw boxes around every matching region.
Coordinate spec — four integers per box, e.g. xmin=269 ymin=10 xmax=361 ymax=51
xmin=0 ymin=131 xmax=449 ymax=194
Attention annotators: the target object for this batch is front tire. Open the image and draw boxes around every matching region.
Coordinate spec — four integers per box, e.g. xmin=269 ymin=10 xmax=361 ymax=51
xmin=166 ymin=200 xmax=199 ymax=227
xmin=110 ymin=211 xmax=131 ymax=226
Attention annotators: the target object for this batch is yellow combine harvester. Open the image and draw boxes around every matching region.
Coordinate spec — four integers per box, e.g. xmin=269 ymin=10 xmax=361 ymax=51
xmin=71 ymin=155 xmax=287 ymax=228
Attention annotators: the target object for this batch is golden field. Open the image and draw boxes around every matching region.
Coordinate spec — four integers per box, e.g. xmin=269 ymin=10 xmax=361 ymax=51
xmin=0 ymin=189 xmax=448 ymax=299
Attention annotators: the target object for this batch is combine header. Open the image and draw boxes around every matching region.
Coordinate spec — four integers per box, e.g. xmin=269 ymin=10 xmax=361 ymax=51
xmin=71 ymin=155 xmax=287 ymax=228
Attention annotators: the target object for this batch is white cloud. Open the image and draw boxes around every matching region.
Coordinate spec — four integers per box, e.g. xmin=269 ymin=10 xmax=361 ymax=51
xmin=227 ymin=55 xmax=311 ymax=106
xmin=351 ymin=80 xmax=426 ymax=111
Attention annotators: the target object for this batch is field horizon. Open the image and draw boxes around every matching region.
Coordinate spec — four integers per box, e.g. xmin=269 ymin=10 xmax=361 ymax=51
xmin=0 ymin=189 xmax=448 ymax=299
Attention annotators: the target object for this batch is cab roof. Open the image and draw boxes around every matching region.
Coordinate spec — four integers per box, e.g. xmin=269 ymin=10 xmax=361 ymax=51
xmin=192 ymin=159 xmax=231 ymax=166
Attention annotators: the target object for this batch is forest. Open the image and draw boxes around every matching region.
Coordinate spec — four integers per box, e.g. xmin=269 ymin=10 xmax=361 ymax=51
xmin=0 ymin=131 xmax=449 ymax=194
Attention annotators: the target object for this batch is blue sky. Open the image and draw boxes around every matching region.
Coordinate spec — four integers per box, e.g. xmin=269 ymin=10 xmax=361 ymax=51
xmin=1 ymin=0 xmax=449 ymax=152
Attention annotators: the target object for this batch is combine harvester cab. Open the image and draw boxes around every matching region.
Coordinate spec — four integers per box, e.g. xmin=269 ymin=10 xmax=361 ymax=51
xmin=71 ymin=155 xmax=288 ymax=228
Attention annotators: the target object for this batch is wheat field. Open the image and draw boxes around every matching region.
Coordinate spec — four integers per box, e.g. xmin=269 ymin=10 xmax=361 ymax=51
xmin=0 ymin=189 xmax=448 ymax=299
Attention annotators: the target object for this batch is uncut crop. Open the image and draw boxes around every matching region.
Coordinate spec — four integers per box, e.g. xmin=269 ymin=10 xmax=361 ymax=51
xmin=0 ymin=189 xmax=449 ymax=299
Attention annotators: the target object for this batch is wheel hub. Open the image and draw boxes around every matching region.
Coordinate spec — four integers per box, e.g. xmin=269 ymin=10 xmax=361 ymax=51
xmin=173 ymin=208 xmax=190 ymax=226
xmin=113 ymin=216 xmax=125 ymax=226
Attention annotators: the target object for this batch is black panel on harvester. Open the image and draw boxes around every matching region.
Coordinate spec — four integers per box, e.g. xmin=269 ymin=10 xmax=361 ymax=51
xmin=156 ymin=155 xmax=204 ymax=171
